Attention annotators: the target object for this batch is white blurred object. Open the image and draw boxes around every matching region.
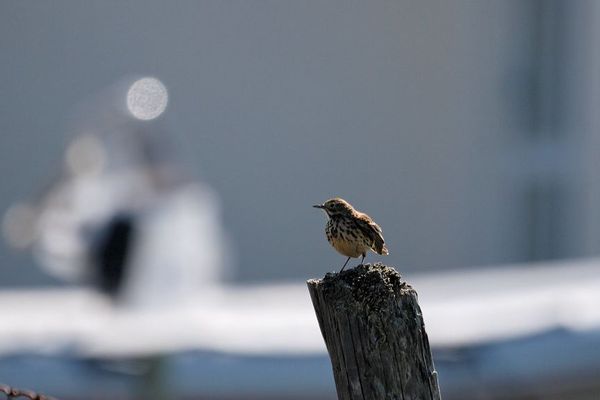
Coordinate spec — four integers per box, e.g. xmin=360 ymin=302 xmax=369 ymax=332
xmin=31 ymin=164 xmax=228 ymax=308
xmin=122 ymin=184 xmax=226 ymax=307
xmin=2 ymin=77 xmax=229 ymax=308
xmin=126 ymin=77 xmax=168 ymax=121
xmin=2 ymin=203 xmax=37 ymax=249
xmin=0 ymin=258 xmax=599 ymax=357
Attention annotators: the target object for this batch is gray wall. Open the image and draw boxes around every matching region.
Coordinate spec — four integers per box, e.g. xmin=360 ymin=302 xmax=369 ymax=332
xmin=0 ymin=1 xmax=596 ymax=284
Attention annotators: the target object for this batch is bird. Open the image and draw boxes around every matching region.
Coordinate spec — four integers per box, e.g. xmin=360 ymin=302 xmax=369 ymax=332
xmin=313 ymin=197 xmax=389 ymax=272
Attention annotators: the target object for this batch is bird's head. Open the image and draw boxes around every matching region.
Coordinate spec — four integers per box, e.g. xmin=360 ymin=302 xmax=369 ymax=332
xmin=313 ymin=197 xmax=354 ymax=218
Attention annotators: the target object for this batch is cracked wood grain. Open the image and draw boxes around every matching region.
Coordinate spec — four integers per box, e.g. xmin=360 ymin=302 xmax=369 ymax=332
xmin=307 ymin=263 xmax=442 ymax=400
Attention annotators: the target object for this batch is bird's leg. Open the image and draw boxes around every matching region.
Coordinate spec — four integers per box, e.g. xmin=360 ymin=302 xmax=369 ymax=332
xmin=360 ymin=253 xmax=366 ymax=266
xmin=339 ymin=257 xmax=351 ymax=273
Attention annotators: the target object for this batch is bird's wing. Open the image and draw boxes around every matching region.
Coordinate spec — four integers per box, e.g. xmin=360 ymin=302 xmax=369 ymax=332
xmin=355 ymin=212 xmax=389 ymax=255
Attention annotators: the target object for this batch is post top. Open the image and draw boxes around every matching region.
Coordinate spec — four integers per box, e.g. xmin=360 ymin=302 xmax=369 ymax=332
xmin=307 ymin=263 xmax=413 ymax=312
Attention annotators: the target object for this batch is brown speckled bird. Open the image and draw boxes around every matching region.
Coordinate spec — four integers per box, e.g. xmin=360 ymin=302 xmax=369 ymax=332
xmin=313 ymin=198 xmax=389 ymax=272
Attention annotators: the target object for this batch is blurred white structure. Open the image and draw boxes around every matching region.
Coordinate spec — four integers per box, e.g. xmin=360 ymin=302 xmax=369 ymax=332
xmin=0 ymin=257 xmax=598 ymax=356
xmin=3 ymin=77 xmax=229 ymax=307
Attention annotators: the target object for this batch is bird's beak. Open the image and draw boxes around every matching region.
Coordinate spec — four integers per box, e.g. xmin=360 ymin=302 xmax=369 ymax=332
xmin=313 ymin=204 xmax=324 ymax=209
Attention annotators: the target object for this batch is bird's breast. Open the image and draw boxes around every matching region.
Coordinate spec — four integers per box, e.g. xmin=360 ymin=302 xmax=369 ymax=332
xmin=325 ymin=218 xmax=367 ymax=258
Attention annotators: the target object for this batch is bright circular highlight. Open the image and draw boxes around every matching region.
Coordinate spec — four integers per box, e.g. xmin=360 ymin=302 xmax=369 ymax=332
xmin=126 ymin=77 xmax=168 ymax=120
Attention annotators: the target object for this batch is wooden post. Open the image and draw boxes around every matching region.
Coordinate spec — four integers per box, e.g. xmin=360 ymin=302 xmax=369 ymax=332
xmin=307 ymin=263 xmax=441 ymax=400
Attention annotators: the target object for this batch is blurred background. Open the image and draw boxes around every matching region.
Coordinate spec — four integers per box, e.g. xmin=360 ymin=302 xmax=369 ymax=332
xmin=1 ymin=0 xmax=600 ymax=399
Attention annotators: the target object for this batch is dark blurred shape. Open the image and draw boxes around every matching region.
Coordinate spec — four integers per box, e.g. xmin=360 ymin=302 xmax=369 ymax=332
xmin=93 ymin=214 xmax=136 ymax=298
xmin=0 ymin=382 xmax=58 ymax=400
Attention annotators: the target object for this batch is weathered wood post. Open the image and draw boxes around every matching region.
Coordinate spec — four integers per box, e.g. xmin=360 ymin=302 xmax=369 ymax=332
xmin=307 ymin=263 xmax=441 ymax=400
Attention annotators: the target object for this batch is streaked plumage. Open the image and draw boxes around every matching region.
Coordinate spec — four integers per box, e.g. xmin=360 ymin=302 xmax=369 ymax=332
xmin=314 ymin=198 xmax=388 ymax=272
